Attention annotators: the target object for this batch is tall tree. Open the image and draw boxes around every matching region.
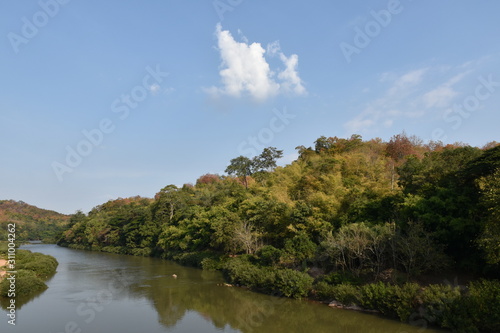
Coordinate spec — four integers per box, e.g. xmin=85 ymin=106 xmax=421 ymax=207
xmin=252 ymin=147 xmax=283 ymax=172
xmin=225 ymin=156 xmax=253 ymax=188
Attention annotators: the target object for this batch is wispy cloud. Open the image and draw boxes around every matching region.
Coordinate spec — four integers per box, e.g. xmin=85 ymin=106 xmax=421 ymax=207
xmin=422 ymin=71 xmax=471 ymax=108
xmin=206 ymin=24 xmax=306 ymax=101
xmin=345 ymin=62 xmax=476 ymax=134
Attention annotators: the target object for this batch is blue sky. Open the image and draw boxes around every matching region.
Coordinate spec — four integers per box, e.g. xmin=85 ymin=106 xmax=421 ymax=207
xmin=1 ymin=0 xmax=499 ymax=214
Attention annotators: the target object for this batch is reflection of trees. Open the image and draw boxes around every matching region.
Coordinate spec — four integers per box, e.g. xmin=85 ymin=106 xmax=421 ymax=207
xmin=128 ymin=258 xmax=432 ymax=333
xmin=0 ymin=289 xmax=46 ymax=310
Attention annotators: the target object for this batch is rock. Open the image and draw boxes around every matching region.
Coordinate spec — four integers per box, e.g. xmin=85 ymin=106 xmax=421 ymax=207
xmin=328 ymin=300 xmax=343 ymax=308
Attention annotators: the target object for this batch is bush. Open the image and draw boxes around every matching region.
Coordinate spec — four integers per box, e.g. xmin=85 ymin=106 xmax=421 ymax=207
xmin=419 ymin=284 xmax=461 ymax=328
xmin=332 ymin=284 xmax=361 ymax=305
xmin=359 ymin=282 xmax=419 ymax=321
xmin=274 ymin=268 xmax=313 ymax=299
xmin=12 ymin=251 xmax=58 ymax=279
xmin=443 ymin=279 xmax=500 ymax=333
xmin=201 ymin=257 xmax=222 ymax=270
xmin=172 ymin=251 xmax=217 ymax=268
xmin=0 ymin=270 xmax=47 ymax=297
xmin=223 ymin=257 xmax=276 ymax=292
xmin=223 ymin=257 xmax=313 ymax=298
xmin=314 ymin=281 xmax=335 ymax=301
xmin=101 ymin=246 xmax=126 ymax=254
xmin=393 ymin=283 xmax=420 ymax=322
xmin=467 ymin=279 xmax=500 ymax=333
xmin=256 ymin=245 xmax=282 ymax=266
xmin=129 ymin=247 xmax=152 ymax=257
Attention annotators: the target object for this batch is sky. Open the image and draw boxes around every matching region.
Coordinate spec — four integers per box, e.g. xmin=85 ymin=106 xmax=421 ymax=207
xmin=1 ymin=0 xmax=499 ymax=214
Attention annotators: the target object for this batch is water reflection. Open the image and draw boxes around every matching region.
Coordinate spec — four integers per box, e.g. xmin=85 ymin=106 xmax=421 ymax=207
xmin=126 ymin=256 xmax=436 ymax=333
xmin=3 ymin=245 xmax=442 ymax=333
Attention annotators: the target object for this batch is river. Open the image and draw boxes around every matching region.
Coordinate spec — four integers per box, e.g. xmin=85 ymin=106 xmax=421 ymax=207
xmin=0 ymin=244 xmax=444 ymax=333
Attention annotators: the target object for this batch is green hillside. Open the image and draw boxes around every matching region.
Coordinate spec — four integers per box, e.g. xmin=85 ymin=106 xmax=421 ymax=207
xmin=0 ymin=200 xmax=70 ymax=242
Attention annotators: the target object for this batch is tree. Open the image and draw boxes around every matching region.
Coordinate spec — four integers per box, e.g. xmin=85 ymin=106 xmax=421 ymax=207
xmin=393 ymin=222 xmax=449 ymax=278
xmin=234 ymin=220 xmax=262 ymax=254
xmin=477 ymin=169 xmax=500 ymax=265
xmin=225 ymin=156 xmax=253 ymax=188
xmin=226 ymin=148 xmax=283 ymax=188
xmin=152 ymin=185 xmax=182 ymax=224
xmin=386 ymin=132 xmax=417 ymax=190
xmin=252 ymin=147 xmax=283 ymax=172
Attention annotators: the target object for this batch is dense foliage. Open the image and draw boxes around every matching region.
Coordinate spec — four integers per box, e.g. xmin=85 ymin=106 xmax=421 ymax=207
xmin=57 ymin=134 xmax=500 ymax=331
xmin=0 ymin=200 xmax=70 ymax=242
xmin=0 ymin=245 xmax=58 ymax=298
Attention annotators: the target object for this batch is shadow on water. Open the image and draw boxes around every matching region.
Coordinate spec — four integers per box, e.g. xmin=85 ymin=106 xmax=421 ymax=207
xmin=126 ymin=256 xmax=439 ymax=333
xmin=0 ymin=289 xmax=46 ymax=311
xmin=0 ymin=271 xmax=56 ymax=311
xmin=9 ymin=245 xmax=443 ymax=333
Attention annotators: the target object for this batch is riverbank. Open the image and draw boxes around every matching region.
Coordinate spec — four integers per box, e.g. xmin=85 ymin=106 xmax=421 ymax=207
xmin=0 ymin=248 xmax=58 ymax=299
xmin=0 ymin=259 xmax=6 ymax=279
xmin=61 ymin=245 xmax=499 ymax=333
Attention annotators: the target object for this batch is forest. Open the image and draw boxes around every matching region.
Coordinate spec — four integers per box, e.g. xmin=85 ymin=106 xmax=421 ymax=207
xmin=57 ymin=133 xmax=500 ymax=332
xmin=0 ymin=200 xmax=69 ymax=242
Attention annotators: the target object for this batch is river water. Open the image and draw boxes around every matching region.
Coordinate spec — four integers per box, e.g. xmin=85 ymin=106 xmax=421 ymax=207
xmin=0 ymin=244 xmax=443 ymax=333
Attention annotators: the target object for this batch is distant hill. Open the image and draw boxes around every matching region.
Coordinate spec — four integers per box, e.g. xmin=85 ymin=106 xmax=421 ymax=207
xmin=0 ymin=200 xmax=70 ymax=242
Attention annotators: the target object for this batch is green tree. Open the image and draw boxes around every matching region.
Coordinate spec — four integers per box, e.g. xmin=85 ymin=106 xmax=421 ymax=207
xmin=252 ymin=147 xmax=283 ymax=172
xmin=477 ymin=169 xmax=500 ymax=265
xmin=225 ymin=156 xmax=253 ymax=188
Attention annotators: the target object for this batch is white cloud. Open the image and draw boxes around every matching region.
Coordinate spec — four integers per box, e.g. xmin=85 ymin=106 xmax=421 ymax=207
xmin=345 ymin=64 xmax=475 ymax=135
xmin=421 ymin=71 xmax=470 ymax=108
xmin=266 ymin=40 xmax=281 ymax=57
xmin=346 ymin=68 xmax=429 ymax=133
xmin=149 ymin=83 xmax=161 ymax=95
xmin=279 ymin=53 xmax=306 ymax=95
xmin=387 ymin=68 xmax=427 ymax=96
xmin=207 ymin=24 xmax=306 ymax=101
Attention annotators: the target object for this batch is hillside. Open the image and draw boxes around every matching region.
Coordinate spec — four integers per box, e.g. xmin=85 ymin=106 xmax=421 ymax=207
xmin=0 ymin=200 xmax=70 ymax=242
xmin=56 ymin=134 xmax=500 ymax=331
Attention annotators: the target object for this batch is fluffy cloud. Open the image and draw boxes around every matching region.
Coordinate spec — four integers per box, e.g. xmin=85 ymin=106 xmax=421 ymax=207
xmin=207 ymin=24 xmax=306 ymax=101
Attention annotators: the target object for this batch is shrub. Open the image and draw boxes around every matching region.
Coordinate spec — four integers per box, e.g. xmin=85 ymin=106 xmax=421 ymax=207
xmin=172 ymin=251 xmax=216 ymax=268
xmin=256 ymin=245 xmax=282 ymax=266
xmin=393 ymin=283 xmax=420 ymax=322
xmin=314 ymin=281 xmax=336 ymax=301
xmin=274 ymin=268 xmax=313 ymax=299
xmin=101 ymin=246 xmax=125 ymax=254
xmin=329 ymin=283 xmax=361 ymax=305
xmin=468 ymin=279 xmax=500 ymax=332
xmin=201 ymin=257 xmax=221 ymax=270
xmin=12 ymin=251 xmax=58 ymax=278
xmin=129 ymin=247 xmax=152 ymax=257
xmin=359 ymin=282 xmax=419 ymax=321
xmin=419 ymin=284 xmax=461 ymax=327
xmin=359 ymin=282 xmax=397 ymax=317
xmin=448 ymin=279 xmax=500 ymax=333
xmin=0 ymin=270 xmax=47 ymax=297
